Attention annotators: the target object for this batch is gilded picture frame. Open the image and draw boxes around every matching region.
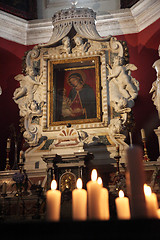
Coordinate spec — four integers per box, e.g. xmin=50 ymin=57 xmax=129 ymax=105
xmin=48 ymin=56 xmax=101 ymax=126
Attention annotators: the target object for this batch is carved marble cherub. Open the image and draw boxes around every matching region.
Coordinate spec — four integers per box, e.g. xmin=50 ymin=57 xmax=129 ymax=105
xmin=13 ymin=66 xmax=43 ymax=103
xmin=107 ymin=56 xmax=139 ymax=112
xmin=150 ymin=44 xmax=160 ymax=118
xmin=47 ymin=36 xmax=71 ymax=56
xmin=60 ymin=36 xmax=71 ymax=54
xmin=72 ymin=36 xmax=90 ymax=53
xmin=108 ymin=118 xmax=123 ymax=135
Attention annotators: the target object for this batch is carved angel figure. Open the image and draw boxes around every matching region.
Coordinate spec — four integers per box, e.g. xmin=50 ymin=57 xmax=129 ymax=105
xmin=108 ymin=118 xmax=123 ymax=135
xmin=150 ymin=45 xmax=160 ymax=118
xmin=47 ymin=36 xmax=71 ymax=56
xmin=13 ymin=66 xmax=43 ymax=103
xmin=59 ymin=36 xmax=71 ymax=54
xmin=107 ymin=56 xmax=139 ymax=112
xmin=13 ymin=65 xmax=44 ymax=146
xmin=72 ymin=36 xmax=90 ymax=53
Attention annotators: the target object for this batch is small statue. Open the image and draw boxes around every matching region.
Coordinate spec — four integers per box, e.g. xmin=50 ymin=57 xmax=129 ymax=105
xmin=72 ymin=36 xmax=90 ymax=53
xmin=13 ymin=66 xmax=43 ymax=103
xmin=59 ymin=36 xmax=71 ymax=54
xmin=48 ymin=36 xmax=71 ymax=56
xmin=107 ymin=56 xmax=139 ymax=112
xmin=13 ymin=65 xmax=44 ymax=146
xmin=150 ymin=44 xmax=160 ymax=118
xmin=108 ymin=118 xmax=123 ymax=135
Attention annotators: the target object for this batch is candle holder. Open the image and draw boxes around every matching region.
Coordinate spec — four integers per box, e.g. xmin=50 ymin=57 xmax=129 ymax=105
xmin=18 ymin=162 xmax=24 ymax=173
xmin=114 ymin=145 xmax=121 ymax=174
xmin=142 ymin=138 xmax=150 ymax=162
xmin=5 ymin=139 xmax=11 ymax=170
xmin=113 ymin=146 xmax=126 ymax=194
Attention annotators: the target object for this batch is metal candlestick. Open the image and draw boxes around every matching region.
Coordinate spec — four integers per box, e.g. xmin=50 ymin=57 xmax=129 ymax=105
xmin=114 ymin=145 xmax=121 ymax=174
xmin=142 ymin=138 xmax=150 ymax=162
xmin=18 ymin=162 xmax=24 ymax=173
xmin=5 ymin=138 xmax=11 ymax=170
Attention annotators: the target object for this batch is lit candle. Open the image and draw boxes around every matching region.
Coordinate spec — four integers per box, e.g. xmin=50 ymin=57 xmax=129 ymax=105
xmin=144 ymin=184 xmax=158 ymax=218
xmin=141 ymin=129 xmax=146 ymax=140
xmin=98 ymin=177 xmax=110 ymax=220
xmin=126 ymin=146 xmax=147 ymax=218
xmin=72 ymin=178 xmax=87 ymax=221
xmin=115 ymin=190 xmax=130 ymax=220
xmin=87 ymin=169 xmax=101 ymax=220
xmin=46 ymin=180 xmax=61 ymax=221
xmin=157 ymin=209 xmax=160 ymax=218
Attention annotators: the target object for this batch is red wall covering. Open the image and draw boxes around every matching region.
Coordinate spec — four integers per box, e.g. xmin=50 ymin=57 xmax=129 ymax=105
xmin=0 ymin=39 xmax=33 ymax=169
xmin=116 ymin=18 xmax=160 ymax=161
xmin=0 ymin=18 xmax=160 ymax=169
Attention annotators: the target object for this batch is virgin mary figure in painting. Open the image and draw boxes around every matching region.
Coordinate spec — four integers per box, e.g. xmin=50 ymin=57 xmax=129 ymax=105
xmin=61 ymin=72 xmax=96 ymax=120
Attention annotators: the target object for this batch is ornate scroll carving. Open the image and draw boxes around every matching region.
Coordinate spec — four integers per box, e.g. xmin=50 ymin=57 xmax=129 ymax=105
xmin=13 ymin=49 xmax=44 ymax=146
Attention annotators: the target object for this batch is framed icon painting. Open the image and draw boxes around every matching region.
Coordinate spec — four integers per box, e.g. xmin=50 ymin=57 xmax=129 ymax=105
xmin=48 ymin=56 xmax=101 ymax=126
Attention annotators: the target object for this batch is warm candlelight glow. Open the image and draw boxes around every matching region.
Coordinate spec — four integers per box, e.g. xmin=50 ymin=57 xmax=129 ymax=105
xmin=51 ymin=180 xmax=57 ymax=190
xmin=97 ymin=177 xmax=102 ymax=185
xmin=77 ymin=178 xmax=82 ymax=189
xmin=91 ymin=169 xmax=97 ymax=181
xmin=115 ymin=189 xmax=130 ymax=219
xmin=119 ymin=190 xmax=124 ymax=198
xmin=144 ymin=184 xmax=152 ymax=196
xmin=144 ymin=184 xmax=158 ymax=218
xmin=72 ymin=178 xmax=87 ymax=220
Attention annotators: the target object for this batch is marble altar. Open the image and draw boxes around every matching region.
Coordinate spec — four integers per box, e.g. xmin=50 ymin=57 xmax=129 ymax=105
xmin=13 ymin=6 xmax=139 ymax=179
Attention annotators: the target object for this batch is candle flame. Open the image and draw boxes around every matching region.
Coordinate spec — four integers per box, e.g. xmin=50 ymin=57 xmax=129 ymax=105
xmin=144 ymin=184 xmax=152 ymax=196
xmin=77 ymin=178 xmax=82 ymax=189
xmin=119 ymin=190 xmax=124 ymax=198
xmin=51 ymin=180 xmax=57 ymax=190
xmin=91 ymin=169 xmax=97 ymax=181
xmin=97 ymin=177 xmax=102 ymax=185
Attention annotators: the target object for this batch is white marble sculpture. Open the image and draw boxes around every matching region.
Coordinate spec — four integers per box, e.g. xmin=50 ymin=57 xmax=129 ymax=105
xmin=150 ymin=44 xmax=160 ymax=161
xmin=107 ymin=56 xmax=139 ymax=113
xmin=13 ymin=64 xmax=44 ymax=146
xmin=150 ymin=45 xmax=160 ymax=118
xmin=72 ymin=36 xmax=90 ymax=53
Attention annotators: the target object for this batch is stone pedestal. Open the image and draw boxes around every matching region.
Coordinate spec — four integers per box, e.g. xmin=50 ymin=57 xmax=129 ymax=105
xmin=42 ymin=151 xmax=93 ymax=191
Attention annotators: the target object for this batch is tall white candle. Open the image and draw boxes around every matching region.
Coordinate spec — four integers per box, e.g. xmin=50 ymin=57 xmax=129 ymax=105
xmin=157 ymin=209 xmax=160 ymax=218
xmin=126 ymin=146 xmax=147 ymax=218
xmin=98 ymin=178 xmax=110 ymax=220
xmin=72 ymin=178 xmax=87 ymax=221
xmin=115 ymin=190 xmax=130 ymax=220
xmin=87 ymin=169 xmax=101 ymax=220
xmin=46 ymin=180 xmax=61 ymax=221
xmin=144 ymin=184 xmax=158 ymax=218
